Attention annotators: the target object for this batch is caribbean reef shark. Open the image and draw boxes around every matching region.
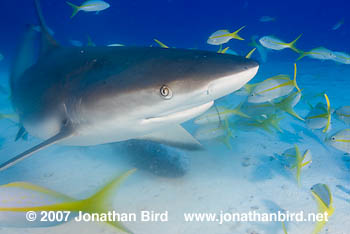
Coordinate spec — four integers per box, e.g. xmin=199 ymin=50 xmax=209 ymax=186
xmin=0 ymin=0 xmax=259 ymax=171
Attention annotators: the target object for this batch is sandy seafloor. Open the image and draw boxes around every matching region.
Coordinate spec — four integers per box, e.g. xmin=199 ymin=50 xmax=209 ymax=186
xmin=0 ymin=58 xmax=349 ymax=234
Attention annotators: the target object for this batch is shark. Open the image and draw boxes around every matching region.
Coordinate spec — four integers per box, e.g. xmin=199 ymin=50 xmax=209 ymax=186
xmin=0 ymin=0 xmax=259 ymax=171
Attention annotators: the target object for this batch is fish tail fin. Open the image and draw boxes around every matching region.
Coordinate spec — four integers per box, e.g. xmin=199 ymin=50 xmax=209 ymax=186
xmin=243 ymin=83 xmax=257 ymax=95
xmin=66 ymin=1 xmax=80 ymax=18
xmin=323 ymin=94 xmax=331 ymax=133
xmin=220 ymin=47 xmax=230 ymax=54
xmin=218 ymin=136 xmax=232 ymax=149
xmin=0 ymin=113 xmax=18 ymax=121
xmin=154 ymin=39 xmax=169 ymax=48
xmin=217 ymin=44 xmax=223 ymax=53
xmin=311 ymin=184 xmax=334 ymax=234
xmin=232 ymin=101 xmax=250 ymax=118
xmin=247 ymin=121 xmax=267 ymax=132
xmin=219 ymin=118 xmax=234 ymax=149
xmin=296 ymin=50 xmax=309 ymax=61
xmin=253 ymin=118 xmax=273 ymax=133
xmin=313 ymin=220 xmax=328 ymax=234
xmin=262 ymin=123 xmax=273 ymax=133
xmin=248 ymin=36 xmax=258 ymax=47
xmin=292 ymin=63 xmax=301 ymax=92
xmin=287 ymin=34 xmax=302 ymax=53
xmin=278 ymin=90 xmax=304 ymax=121
xmin=281 ymin=102 xmax=304 ymax=121
xmin=295 ymin=145 xmax=302 ymax=186
xmin=80 ymin=169 xmax=137 ymax=232
xmin=306 ymin=101 xmax=314 ymax=110
xmin=269 ymin=114 xmax=284 ymax=133
xmin=282 ymin=221 xmax=288 ymax=234
xmin=286 ymin=107 xmax=304 ymax=121
xmin=4 ymin=170 xmax=136 ymax=233
xmin=245 ymin=48 xmax=256 ymax=59
xmin=230 ymin=26 xmax=246 ymax=40
xmin=218 ymin=131 xmax=233 ymax=149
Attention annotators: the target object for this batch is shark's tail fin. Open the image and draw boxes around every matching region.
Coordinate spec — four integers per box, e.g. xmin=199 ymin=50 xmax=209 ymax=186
xmin=66 ymin=1 xmax=80 ymax=18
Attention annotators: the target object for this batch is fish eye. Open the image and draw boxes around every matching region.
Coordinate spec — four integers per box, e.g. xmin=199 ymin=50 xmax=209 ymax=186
xmin=331 ymin=136 xmax=336 ymax=141
xmin=160 ymin=85 xmax=173 ymax=99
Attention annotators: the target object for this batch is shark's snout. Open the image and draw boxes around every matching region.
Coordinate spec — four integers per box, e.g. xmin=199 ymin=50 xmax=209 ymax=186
xmin=207 ymin=59 xmax=259 ymax=100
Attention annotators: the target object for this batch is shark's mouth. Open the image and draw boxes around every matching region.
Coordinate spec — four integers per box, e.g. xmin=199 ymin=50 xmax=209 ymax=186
xmin=143 ymin=101 xmax=214 ymax=124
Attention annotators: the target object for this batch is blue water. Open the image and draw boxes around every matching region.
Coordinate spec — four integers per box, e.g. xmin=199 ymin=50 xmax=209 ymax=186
xmin=0 ymin=1 xmax=350 ymax=234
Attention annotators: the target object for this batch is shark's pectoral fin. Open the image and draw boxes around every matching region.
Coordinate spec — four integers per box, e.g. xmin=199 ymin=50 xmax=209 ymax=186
xmin=137 ymin=125 xmax=203 ymax=151
xmin=0 ymin=126 xmax=75 ymax=172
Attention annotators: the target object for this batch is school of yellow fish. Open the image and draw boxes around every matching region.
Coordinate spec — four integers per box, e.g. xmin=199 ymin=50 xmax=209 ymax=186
xmin=195 ymin=25 xmax=349 ymax=234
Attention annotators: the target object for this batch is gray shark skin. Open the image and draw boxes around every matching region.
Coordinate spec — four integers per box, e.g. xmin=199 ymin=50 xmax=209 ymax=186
xmin=0 ymin=0 xmax=259 ymax=171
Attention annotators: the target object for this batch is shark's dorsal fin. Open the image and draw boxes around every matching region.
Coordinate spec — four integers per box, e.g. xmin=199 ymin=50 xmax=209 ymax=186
xmin=137 ymin=125 xmax=203 ymax=150
xmin=0 ymin=125 xmax=75 ymax=172
xmin=34 ymin=0 xmax=60 ymax=57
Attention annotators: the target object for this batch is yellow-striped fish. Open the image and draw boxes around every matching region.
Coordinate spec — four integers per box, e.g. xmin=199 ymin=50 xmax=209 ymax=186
xmin=327 ymin=128 xmax=350 ymax=153
xmin=194 ymin=118 xmax=234 ymax=149
xmin=248 ymin=64 xmax=300 ymax=103
xmin=194 ymin=103 xmax=249 ymax=125
xmin=310 ymin=184 xmax=334 ymax=234
xmin=207 ymin=26 xmax=246 ymax=45
xmin=259 ymin=34 xmax=302 ymax=53
xmin=332 ymin=51 xmax=350 ymax=64
xmin=306 ymin=94 xmax=331 ymax=132
xmin=0 ymin=169 xmax=135 ymax=232
xmin=240 ymin=90 xmax=303 ymax=121
xmin=335 ymin=106 xmax=350 ymax=125
xmin=67 ymin=0 xmax=110 ymax=18
xmin=297 ymin=47 xmax=336 ymax=61
xmin=242 ymin=114 xmax=284 ymax=133
xmin=282 ymin=145 xmax=312 ymax=186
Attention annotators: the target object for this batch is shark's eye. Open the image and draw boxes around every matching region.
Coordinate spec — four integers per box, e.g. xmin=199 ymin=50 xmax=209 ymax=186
xmin=160 ymin=85 xmax=173 ymax=99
